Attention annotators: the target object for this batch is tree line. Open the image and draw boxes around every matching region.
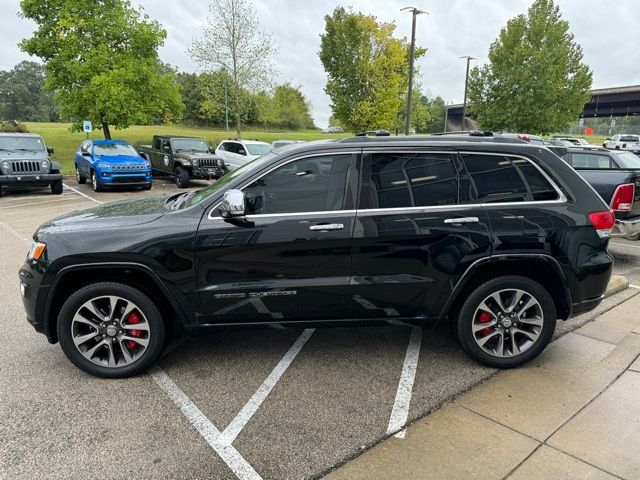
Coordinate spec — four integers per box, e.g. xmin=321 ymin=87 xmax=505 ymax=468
xmin=10 ymin=0 xmax=592 ymax=138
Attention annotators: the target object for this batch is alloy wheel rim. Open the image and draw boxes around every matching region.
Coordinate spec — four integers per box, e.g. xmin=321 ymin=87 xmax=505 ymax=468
xmin=471 ymin=289 xmax=543 ymax=358
xmin=92 ymin=173 xmax=97 ymax=189
xmin=76 ymin=167 xmax=80 ymax=182
xmin=71 ymin=295 xmax=151 ymax=368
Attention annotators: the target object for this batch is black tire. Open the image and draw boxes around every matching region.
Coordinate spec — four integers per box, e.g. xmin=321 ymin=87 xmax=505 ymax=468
xmin=455 ymin=275 xmax=556 ymax=368
xmin=91 ymin=170 xmax=102 ymax=192
xmin=57 ymin=282 xmax=166 ymax=378
xmin=76 ymin=165 xmax=87 ymax=184
xmin=175 ymin=166 xmax=190 ymax=188
xmin=142 ymin=183 xmax=152 ymax=191
xmin=51 ymin=179 xmax=63 ymax=194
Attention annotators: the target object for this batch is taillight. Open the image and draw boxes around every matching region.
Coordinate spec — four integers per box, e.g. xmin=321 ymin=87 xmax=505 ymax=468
xmin=588 ymin=210 xmax=615 ymax=238
xmin=610 ymin=183 xmax=635 ymax=212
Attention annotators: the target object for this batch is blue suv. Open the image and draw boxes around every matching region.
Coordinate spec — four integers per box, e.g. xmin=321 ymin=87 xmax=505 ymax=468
xmin=75 ymin=139 xmax=152 ymax=191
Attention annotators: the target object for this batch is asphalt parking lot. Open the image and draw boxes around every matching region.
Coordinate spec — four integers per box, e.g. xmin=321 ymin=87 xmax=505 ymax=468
xmin=1 ymin=179 xmax=639 ymax=480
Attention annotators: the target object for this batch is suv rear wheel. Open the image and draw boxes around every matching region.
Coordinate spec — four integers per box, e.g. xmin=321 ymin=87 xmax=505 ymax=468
xmin=75 ymin=165 xmax=87 ymax=184
xmin=455 ymin=276 xmax=556 ymax=368
xmin=57 ymin=282 xmax=165 ymax=378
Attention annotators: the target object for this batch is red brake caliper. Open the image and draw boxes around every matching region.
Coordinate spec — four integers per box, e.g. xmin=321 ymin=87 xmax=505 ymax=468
xmin=476 ymin=310 xmax=493 ymax=336
xmin=126 ymin=311 xmax=143 ymax=350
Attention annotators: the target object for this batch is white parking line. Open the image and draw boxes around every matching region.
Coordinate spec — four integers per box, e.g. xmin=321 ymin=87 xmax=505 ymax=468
xmin=63 ymin=183 xmax=104 ymax=204
xmin=153 ymin=329 xmax=315 ymax=479
xmin=0 ymin=196 xmax=93 ymax=209
xmin=218 ymin=328 xmax=315 ymax=445
xmin=387 ymin=327 xmax=423 ymax=439
xmin=0 ymin=220 xmax=31 ymax=243
xmin=150 ymin=367 xmax=262 ymax=480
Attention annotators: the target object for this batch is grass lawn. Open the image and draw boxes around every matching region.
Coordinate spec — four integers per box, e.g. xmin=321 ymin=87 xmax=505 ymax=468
xmin=24 ymin=122 xmax=352 ymax=175
xmin=23 ymin=122 xmax=609 ymax=175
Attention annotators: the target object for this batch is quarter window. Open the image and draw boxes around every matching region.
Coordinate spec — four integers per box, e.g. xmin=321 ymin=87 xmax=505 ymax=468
xmin=461 ymin=154 xmax=558 ymax=203
xmin=243 ymin=154 xmax=351 ymax=214
xmin=368 ymin=153 xmax=458 ymax=208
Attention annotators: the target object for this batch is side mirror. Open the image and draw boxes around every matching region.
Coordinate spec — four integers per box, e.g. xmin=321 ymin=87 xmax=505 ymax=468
xmin=219 ymin=189 xmax=246 ymax=218
xmin=208 ymin=147 xmax=215 ymax=154
xmin=82 ymin=150 xmax=91 ymax=156
xmin=163 ymin=145 xmax=171 ymax=152
xmin=47 ymin=147 xmax=54 ymax=155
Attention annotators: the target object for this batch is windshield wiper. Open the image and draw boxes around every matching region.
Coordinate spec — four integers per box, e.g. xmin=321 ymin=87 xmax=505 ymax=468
xmin=171 ymin=191 xmax=196 ymax=210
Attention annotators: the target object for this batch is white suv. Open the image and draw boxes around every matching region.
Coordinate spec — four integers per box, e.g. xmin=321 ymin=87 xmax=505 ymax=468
xmin=214 ymin=140 xmax=272 ymax=171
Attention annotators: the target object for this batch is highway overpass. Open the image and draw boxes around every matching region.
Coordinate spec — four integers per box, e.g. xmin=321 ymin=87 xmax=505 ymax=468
xmin=445 ymin=84 xmax=640 ymax=130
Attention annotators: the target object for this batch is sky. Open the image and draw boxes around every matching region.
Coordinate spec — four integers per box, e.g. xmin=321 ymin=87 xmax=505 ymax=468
xmin=2 ymin=0 xmax=639 ymax=127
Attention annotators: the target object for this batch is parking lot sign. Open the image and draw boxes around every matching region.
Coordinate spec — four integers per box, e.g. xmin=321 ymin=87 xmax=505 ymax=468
xmin=82 ymin=120 xmax=92 ymax=138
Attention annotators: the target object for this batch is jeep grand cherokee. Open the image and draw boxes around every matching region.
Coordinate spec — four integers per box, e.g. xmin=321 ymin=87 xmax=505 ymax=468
xmin=19 ymin=136 xmax=614 ymax=378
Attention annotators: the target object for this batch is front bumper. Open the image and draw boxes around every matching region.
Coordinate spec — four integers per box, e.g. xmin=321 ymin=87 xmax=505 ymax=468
xmin=610 ymin=217 xmax=640 ymax=240
xmin=0 ymin=173 xmax=62 ymax=187
xmin=192 ymin=166 xmax=227 ymax=179
xmin=18 ymin=261 xmax=48 ymax=337
xmin=99 ymin=171 xmax=152 ymax=187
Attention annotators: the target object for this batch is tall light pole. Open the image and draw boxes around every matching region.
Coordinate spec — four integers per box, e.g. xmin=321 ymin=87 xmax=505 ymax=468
xmin=401 ymin=7 xmax=427 ymax=136
xmin=460 ymin=55 xmax=476 ymax=131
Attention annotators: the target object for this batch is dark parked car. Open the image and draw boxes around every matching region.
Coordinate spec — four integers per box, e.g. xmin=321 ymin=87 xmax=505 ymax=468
xmin=561 ymin=146 xmax=640 ymax=239
xmin=138 ymin=136 xmax=226 ymax=188
xmin=20 ymin=136 xmax=614 ymax=377
xmin=0 ymin=133 xmax=62 ymax=196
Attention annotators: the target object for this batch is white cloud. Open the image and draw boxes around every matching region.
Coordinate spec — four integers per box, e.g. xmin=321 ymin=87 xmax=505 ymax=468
xmin=2 ymin=0 xmax=640 ymax=127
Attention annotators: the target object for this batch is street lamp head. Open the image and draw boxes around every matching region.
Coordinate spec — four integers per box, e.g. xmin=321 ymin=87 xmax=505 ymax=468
xmin=460 ymin=55 xmax=477 ymax=61
xmin=401 ymin=6 xmax=428 ymax=15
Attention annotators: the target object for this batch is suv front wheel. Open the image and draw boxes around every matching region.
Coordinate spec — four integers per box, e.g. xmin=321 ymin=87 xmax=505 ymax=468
xmin=455 ymin=276 xmax=556 ymax=368
xmin=57 ymin=282 xmax=165 ymax=378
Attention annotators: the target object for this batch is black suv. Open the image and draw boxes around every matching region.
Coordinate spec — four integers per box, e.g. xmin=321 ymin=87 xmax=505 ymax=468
xmin=20 ymin=137 xmax=615 ymax=377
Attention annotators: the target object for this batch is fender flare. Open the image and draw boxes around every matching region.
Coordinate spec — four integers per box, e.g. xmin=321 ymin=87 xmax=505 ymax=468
xmin=439 ymin=254 xmax=572 ymax=320
xmin=43 ymin=261 xmax=189 ymax=342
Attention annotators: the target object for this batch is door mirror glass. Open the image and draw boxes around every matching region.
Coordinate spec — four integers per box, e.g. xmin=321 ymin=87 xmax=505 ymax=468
xmin=219 ymin=189 xmax=246 ymax=218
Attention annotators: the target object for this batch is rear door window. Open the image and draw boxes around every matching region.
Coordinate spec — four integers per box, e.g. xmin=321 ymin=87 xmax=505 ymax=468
xmin=368 ymin=152 xmax=458 ymax=208
xmin=460 ymin=153 xmax=559 ymax=203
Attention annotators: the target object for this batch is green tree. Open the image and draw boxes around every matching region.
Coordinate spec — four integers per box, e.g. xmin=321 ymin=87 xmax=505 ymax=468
xmin=0 ymin=61 xmax=58 ymax=122
xmin=20 ymin=0 xmax=183 ymax=139
xmin=176 ymin=72 xmax=207 ymax=126
xmin=264 ymin=84 xmax=315 ymax=130
xmin=468 ymin=0 xmax=592 ymax=134
xmin=190 ymin=0 xmax=276 ymax=137
xmin=319 ymin=7 xmax=424 ymax=133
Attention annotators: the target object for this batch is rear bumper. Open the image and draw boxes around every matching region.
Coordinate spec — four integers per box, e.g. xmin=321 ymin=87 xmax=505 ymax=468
xmin=610 ymin=216 xmax=640 ymax=240
xmin=0 ymin=173 xmax=62 ymax=187
xmin=570 ymin=295 xmax=604 ymax=317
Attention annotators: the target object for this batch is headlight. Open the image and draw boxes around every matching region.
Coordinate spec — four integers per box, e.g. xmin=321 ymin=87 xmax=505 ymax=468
xmin=1 ymin=161 xmax=9 ymax=170
xmin=217 ymin=158 xmax=224 ymax=166
xmin=28 ymin=240 xmax=46 ymax=261
xmin=97 ymin=163 xmax=111 ymax=169
xmin=191 ymin=159 xmax=198 ymax=166
xmin=40 ymin=160 xmax=49 ymax=168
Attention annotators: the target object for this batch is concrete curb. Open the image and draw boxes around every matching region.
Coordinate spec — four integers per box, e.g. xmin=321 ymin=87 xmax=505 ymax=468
xmin=605 ymin=274 xmax=629 ymax=297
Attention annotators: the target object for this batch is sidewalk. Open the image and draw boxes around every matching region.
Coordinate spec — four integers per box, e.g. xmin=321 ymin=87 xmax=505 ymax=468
xmin=326 ymin=293 xmax=640 ymax=480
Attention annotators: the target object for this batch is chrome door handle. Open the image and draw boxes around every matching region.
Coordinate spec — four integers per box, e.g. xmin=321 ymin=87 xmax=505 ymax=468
xmin=443 ymin=217 xmax=479 ymax=224
xmin=309 ymin=223 xmax=344 ymax=231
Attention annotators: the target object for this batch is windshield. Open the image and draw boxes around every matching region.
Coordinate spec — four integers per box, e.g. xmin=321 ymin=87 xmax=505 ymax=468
xmin=186 ymin=152 xmax=279 ymax=207
xmin=246 ymin=143 xmax=272 ymax=156
xmin=94 ymin=143 xmax=138 ymax=156
xmin=171 ymin=138 xmax=209 ymax=152
xmin=613 ymin=151 xmax=640 ymax=169
xmin=0 ymin=136 xmax=45 ymax=152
